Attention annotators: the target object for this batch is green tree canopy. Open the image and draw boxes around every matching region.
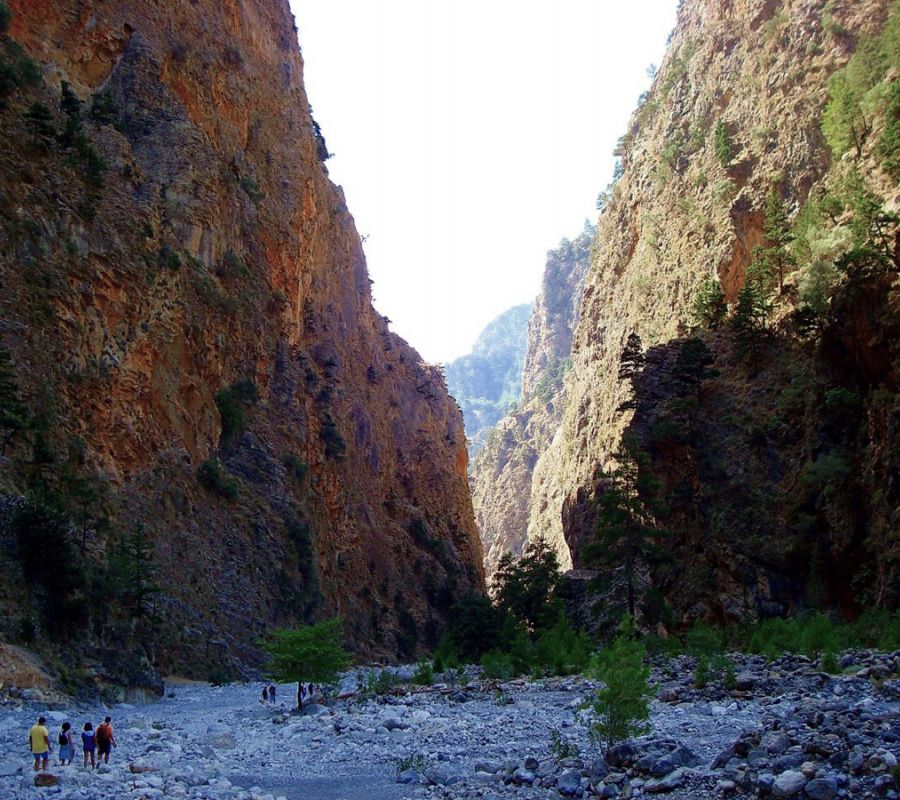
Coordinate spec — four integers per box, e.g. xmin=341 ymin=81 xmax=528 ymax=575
xmin=585 ymin=437 xmax=668 ymax=618
xmin=260 ymin=618 xmax=350 ymax=708
xmin=492 ymin=538 xmax=561 ymax=633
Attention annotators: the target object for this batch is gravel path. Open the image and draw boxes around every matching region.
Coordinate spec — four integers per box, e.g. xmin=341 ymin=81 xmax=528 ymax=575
xmin=1 ymin=653 xmax=897 ymax=800
xmin=0 ymin=674 xmax=766 ymax=800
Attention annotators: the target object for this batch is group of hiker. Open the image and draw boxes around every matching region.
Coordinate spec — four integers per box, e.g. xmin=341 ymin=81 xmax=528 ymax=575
xmin=28 ymin=715 xmax=117 ymax=772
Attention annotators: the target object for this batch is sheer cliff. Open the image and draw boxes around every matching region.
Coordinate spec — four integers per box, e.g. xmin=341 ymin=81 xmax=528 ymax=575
xmin=471 ymin=225 xmax=593 ymax=578
xmin=0 ymin=0 xmax=483 ymax=681
xmin=486 ymin=0 xmax=898 ymax=625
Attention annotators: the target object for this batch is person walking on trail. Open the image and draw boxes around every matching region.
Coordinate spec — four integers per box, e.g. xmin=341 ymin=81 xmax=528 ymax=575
xmin=260 ymin=685 xmax=269 ymax=705
xmin=82 ymin=722 xmax=96 ymax=769
xmin=28 ymin=716 xmax=51 ymax=772
xmin=57 ymin=722 xmax=74 ymax=766
xmin=269 ymin=684 xmax=277 ymax=705
xmin=96 ymin=716 xmax=117 ymax=764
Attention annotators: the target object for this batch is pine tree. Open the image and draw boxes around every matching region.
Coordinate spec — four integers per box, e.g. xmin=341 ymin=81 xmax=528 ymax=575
xmin=585 ymin=437 xmax=668 ymax=618
xmin=23 ymin=103 xmax=55 ymax=149
xmin=672 ymin=338 xmax=718 ymax=398
xmin=590 ymin=616 xmax=653 ymax=750
xmin=0 ymin=346 xmax=28 ymax=452
xmin=617 ymin=332 xmax=645 ymax=413
xmin=492 ymin=538 xmax=561 ymax=633
xmin=731 ymin=249 xmax=775 ymax=357
xmin=761 ymin=189 xmax=795 ymax=293
xmin=690 ymin=277 xmax=727 ymax=329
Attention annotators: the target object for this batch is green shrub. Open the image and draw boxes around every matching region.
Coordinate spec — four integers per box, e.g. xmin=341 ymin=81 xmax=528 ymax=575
xmin=713 ymin=120 xmax=732 ymax=165
xmin=283 ymin=453 xmax=308 ymax=480
xmin=685 ymin=622 xmax=724 ymax=657
xmin=320 ymin=415 xmax=345 ymax=459
xmin=23 ymin=102 xmax=55 ymax=148
xmin=412 ymin=659 xmax=434 ymax=686
xmin=0 ymin=3 xmax=11 ymax=33
xmin=589 ymin=618 xmax=654 ymax=750
xmin=89 ymin=92 xmax=120 ymax=128
xmin=878 ymin=80 xmax=900 ymax=178
xmin=441 ymin=592 xmax=504 ymax=663
xmin=693 ymin=654 xmax=710 ymax=688
xmin=197 ymin=458 xmax=238 ymax=499
xmin=820 ymin=650 xmax=840 ymax=674
xmin=549 ymin=729 xmax=580 ymax=761
xmin=534 ymin=614 xmax=592 ymax=676
xmin=214 ymin=381 xmax=256 ymax=448
xmin=480 ymin=650 xmax=516 ymax=680
xmin=691 ymin=277 xmax=727 ymax=329
xmin=157 ymin=246 xmax=181 ymax=271
xmin=13 ymin=498 xmax=89 ymax=638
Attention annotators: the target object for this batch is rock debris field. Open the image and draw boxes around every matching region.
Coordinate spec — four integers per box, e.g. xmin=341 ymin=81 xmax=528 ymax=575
xmin=0 ymin=651 xmax=898 ymax=800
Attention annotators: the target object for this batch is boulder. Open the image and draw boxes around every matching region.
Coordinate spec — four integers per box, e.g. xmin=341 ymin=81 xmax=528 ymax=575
xmin=644 ymin=767 xmax=686 ymax=793
xmin=804 ymin=777 xmax=838 ymax=800
xmin=557 ymin=769 xmax=582 ymax=796
xmin=772 ymin=770 xmax=806 ymax=797
xmin=34 ymin=773 xmax=60 ymax=787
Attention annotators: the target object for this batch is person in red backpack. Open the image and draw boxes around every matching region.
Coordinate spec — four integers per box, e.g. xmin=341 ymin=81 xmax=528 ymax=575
xmin=95 ymin=717 xmax=117 ymax=764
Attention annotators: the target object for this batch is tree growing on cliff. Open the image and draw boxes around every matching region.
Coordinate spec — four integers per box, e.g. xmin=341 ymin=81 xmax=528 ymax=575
xmin=690 ymin=277 xmax=727 ymax=329
xmin=617 ymin=332 xmax=645 ymax=413
xmin=0 ymin=346 xmax=28 ymax=452
xmin=585 ymin=437 xmax=668 ymax=619
xmin=760 ymin=189 xmax=795 ymax=293
xmin=260 ymin=618 xmax=350 ymax=709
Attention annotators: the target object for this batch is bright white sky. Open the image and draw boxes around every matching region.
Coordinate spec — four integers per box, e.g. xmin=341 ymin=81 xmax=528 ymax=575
xmin=289 ymin=1 xmax=678 ymax=364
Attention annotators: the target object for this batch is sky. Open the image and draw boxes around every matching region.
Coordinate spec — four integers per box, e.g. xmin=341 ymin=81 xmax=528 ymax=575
xmin=289 ymin=1 xmax=679 ymax=364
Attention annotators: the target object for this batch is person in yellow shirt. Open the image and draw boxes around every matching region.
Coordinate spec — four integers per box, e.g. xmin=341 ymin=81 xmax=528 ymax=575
xmin=28 ymin=716 xmax=51 ymax=772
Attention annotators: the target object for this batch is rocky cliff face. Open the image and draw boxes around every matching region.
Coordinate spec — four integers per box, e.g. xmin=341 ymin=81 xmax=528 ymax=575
xmin=471 ymin=226 xmax=593 ymax=578
xmin=0 ymin=0 xmax=483 ymax=679
xmin=445 ymin=303 xmax=531 ymax=455
xmin=484 ymin=0 xmax=898 ymax=623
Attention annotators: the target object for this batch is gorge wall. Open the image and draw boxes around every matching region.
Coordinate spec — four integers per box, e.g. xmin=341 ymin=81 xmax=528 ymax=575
xmin=445 ymin=303 xmax=531 ymax=456
xmin=472 ymin=225 xmax=593 ymax=578
xmin=0 ymin=0 xmax=484 ymax=682
xmin=474 ymin=0 xmax=898 ymax=625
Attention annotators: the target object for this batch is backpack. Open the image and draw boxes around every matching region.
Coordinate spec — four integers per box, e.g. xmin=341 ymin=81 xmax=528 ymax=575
xmin=58 ymin=731 xmax=68 ymax=746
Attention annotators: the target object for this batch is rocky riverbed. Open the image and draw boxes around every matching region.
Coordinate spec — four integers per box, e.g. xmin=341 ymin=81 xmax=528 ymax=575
xmin=0 ymin=650 xmax=897 ymax=800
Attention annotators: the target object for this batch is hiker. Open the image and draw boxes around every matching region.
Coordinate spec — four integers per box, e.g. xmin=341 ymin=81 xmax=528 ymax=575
xmin=28 ymin=716 xmax=51 ymax=772
xmin=82 ymin=722 xmax=96 ymax=769
xmin=57 ymin=722 xmax=74 ymax=766
xmin=96 ymin=716 xmax=117 ymax=764
xmin=269 ymin=684 xmax=277 ymax=704
xmin=260 ymin=685 xmax=269 ymax=705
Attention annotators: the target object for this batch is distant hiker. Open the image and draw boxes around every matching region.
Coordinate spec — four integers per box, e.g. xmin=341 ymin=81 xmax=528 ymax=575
xmin=96 ymin=716 xmax=117 ymax=764
xmin=28 ymin=716 xmax=51 ymax=772
xmin=269 ymin=684 xmax=277 ymax=704
xmin=82 ymin=722 xmax=96 ymax=769
xmin=260 ymin=686 xmax=269 ymax=705
xmin=57 ymin=722 xmax=74 ymax=766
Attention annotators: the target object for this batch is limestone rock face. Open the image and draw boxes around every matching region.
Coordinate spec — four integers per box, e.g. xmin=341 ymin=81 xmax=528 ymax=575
xmin=471 ymin=226 xmax=593 ymax=579
xmin=530 ymin=0 xmax=898 ymax=621
xmin=0 ymin=0 xmax=483 ymax=674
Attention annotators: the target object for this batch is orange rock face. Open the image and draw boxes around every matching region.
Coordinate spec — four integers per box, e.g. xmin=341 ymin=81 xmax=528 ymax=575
xmin=0 ymin=0 xmax=483 ymax=674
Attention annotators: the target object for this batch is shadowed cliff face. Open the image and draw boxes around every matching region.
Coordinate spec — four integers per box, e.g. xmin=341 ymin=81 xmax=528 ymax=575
xmin=0 ymin=0 xmax=483 ymax=677
xmin=477 ymin=0 xmax=897 ymax=623
xmin=540 ymin=0 xmax=897 ymax=625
